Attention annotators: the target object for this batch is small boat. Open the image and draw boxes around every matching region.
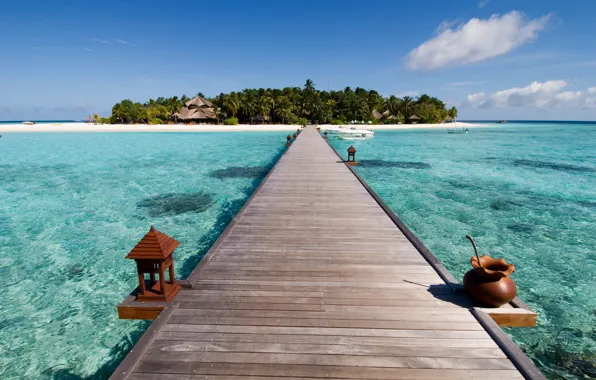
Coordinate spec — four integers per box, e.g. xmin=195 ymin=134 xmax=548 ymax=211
xmin=447 ymin=128 xmax=469 ymax=134
xmin=447 ymin=119 xmax=469 ymax=134
xmin=22 ymin=121 xmax=36 ymax=125
xmin=497 ymin=120 xmax=508 ymax=124
xmin=337 ymin=128 xmax=374 ymax=139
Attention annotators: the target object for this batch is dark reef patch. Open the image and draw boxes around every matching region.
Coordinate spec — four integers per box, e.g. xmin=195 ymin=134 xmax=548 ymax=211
xmin=210 ymin=166 xmax=270 ymax=179
xmin=513 ymin=159 xmax=596 ymax=173
xmin=0 ymin=317 xmax=24 ymax=331
xmin=490 ymin=198 xmax=522 ymax=211
xmin=359 ymin=160 xmax=431 ymax=169
xmin=65 ymin=263 xmax=86 ymax=281
xmin=577 ymin=200 xmax=596 ymax=209
xmin=137 ymin=192 xmax=213 ymax=216
xmin=506 ymin=223 xmax=535 ymax=233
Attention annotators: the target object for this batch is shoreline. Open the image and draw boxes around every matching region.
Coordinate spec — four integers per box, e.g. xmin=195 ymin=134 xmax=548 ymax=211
xmin=0 ymin=121 xmax=485 ymax=133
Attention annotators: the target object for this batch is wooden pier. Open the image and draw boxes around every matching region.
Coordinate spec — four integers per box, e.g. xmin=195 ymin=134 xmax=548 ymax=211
xmin=112 ymin=126 xmax=544 ymax=379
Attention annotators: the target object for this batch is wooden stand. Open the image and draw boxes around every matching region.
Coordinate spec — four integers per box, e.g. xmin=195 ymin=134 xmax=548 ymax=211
xmin=118 ymin=226 xmax=182 ymax=319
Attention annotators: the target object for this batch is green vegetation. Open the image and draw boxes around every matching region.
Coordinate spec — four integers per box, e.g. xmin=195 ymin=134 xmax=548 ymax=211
xmin=99 ymin=80 xmax=455 ymax=125
xmin=224 ymin=117 xmax=239 ymax=125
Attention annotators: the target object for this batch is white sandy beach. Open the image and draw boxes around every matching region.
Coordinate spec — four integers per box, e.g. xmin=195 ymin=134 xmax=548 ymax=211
xmin=0 ymin=121 xmax=484 ymax=133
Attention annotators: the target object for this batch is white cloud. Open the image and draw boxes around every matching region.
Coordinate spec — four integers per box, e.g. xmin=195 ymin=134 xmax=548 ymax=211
xmin=404 ymin=11 xmax=552 ymax=71
xmin=447 ymin=81 xmax=486 ymax=86
xmin=460 ymin=92 xmax=486 ymax=107
xmin=90 ymin=38 xmax=109 ymax=44
xmin=461 ymin=80 xmax=596 ymax=109
xmin=480 ymin=80 xmax=566 ymax=108
xmin=548 ymin=91 xmax=583 ymax=107
xmin=436 ymin=19 xmax=460 ymax=34
xmin=83 ymin=48 xmax=95 ymax=53
xmin=478 ymin=0 xmax=491 ymax=8
xmin=116 ymin=39 xmax=129 ymax=44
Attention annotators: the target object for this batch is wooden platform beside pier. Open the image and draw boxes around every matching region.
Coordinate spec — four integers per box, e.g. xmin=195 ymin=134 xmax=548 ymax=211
xmin=112 ymin=126 xmax=544 ymax=379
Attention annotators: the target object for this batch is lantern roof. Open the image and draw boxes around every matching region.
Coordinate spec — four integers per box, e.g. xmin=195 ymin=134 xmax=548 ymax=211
xmin=126 ymin=226 xmax=180 ymax=260
xmin=347 ymin=146 xmax=356 ymax=153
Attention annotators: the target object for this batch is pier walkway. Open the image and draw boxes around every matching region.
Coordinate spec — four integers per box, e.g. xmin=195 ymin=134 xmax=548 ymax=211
xmin=113 ymin=126 xmax=539 ymax=379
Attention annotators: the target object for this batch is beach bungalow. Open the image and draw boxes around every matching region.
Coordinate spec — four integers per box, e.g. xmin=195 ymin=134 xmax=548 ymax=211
xmin=174 ymin=95 xmax=217 ymax=124
xmin=251 ymin=114 xmax=271 ymax=124
xmin=408 ymin=114 xmax=421 ymax=124
xmin=372 ymin=109 xmax=383 ymax=121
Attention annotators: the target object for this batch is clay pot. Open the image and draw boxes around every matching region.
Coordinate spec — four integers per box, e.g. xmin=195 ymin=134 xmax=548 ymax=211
xmin=463 ymin=255 xmax=517 ymax=307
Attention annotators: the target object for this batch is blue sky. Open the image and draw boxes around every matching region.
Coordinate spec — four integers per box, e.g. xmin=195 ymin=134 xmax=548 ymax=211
xmin=2 ymin=0 xmax=596 ymax=120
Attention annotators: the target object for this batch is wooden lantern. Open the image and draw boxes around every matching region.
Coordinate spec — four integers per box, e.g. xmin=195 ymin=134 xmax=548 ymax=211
xmin=346 ymin=145 xmax=358 ymax=166
xmin=125 ymin=226 xmax=181 ymax=302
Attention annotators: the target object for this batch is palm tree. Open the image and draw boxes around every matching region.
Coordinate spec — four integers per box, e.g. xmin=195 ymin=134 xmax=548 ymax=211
xmin=448 ymin=106 xmax=458 ymax=120
xmin=402 ymin=96 xmax=414 ymax=116
xmin=304 ymin=79 xmax=315 ymax=93
xmin=257 ymin=96 xmax=272 ymax=122
xmin=225 ymin=95 xmax=239 ymax=117
xmin=274 ymin=96 xmax=294 ymax=124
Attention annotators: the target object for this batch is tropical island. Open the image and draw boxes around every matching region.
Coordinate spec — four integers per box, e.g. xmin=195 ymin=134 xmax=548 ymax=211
xmin=96 ymin=80 xmax=457 ymax=126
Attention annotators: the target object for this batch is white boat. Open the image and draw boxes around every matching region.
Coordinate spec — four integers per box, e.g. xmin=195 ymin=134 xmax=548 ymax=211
xmin=337 ymin=128 xmax=374 ymax=139
xmin=22 ymin=121 xmax=36 ymax=125
xmin=323 ymin=125 xmax=346 ymax=134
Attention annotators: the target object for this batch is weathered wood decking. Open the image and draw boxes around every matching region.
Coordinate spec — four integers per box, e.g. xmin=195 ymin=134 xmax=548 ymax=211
xmin=113 ymin=126 xmax=543 ymax=379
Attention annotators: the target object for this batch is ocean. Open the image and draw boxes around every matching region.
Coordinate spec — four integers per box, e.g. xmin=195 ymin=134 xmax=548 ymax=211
xmin=0 ymin=122 xmax=594 ymax=379
xmin=329 ymin=122 xmax=596 ymax=379
xmin=0 ymin=131 xmax=286 ymax=379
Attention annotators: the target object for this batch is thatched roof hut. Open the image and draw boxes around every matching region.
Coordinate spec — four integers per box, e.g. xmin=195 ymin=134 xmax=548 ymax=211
xmin=386 ymin=115 xmax=398 ymax=120
xmin=185 ymin=96 xmax=213 ymax=109
xmin=175 ymin=95 xmax=217 ymax=122
xmin=251 ymin=114 xmax=271 ymax=123
xmin=372 ymin=109 xmax=383 ymax=120
xmin=409 ymin=114 xmax=421 ymax=120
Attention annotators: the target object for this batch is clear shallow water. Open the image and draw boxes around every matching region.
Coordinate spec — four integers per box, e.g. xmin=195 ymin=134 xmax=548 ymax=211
xmin=331 ymin=123 xmax=596 ymax=379
xmin=0 ymin=132 xmax=285 ymax=379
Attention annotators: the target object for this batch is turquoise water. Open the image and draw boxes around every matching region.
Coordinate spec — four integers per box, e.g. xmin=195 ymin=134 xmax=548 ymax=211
xmin=330 ymin=123 xmax=596 ymax=379
xmin=0 ymin=132 xmax=285 ymax=379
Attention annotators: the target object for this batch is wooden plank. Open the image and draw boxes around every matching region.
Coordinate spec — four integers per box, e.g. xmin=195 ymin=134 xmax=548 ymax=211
xmin=476 ymin=307 xmax=537 ymax=327
xmin=171 ymin=307 xmax=475 ymax=320
xmin=155 ymin=332 xmax=501 ymax=348
xmin=142 ymin=351 xmax=517 ymax=370
xmin=132 ymin=363 xmax=525 ymax=379
xmin=147 ymin=340 xmax=507 ymax=358
xmin=166 ymin=316 xmax=483 ymax=330
xmin=161 ymin=324 xmax=489 ymax=337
